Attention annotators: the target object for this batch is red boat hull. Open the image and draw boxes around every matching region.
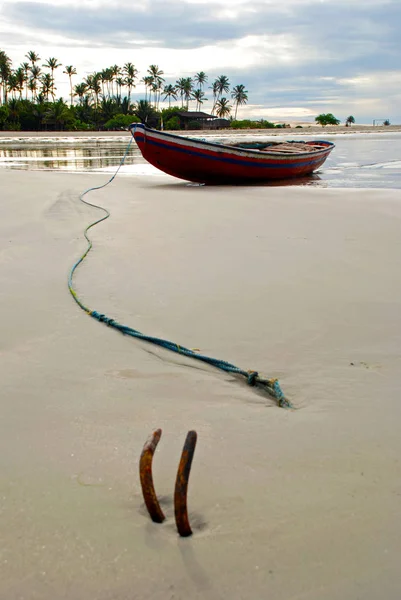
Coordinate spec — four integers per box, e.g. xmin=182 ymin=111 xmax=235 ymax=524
xmin=131 ymin=123 xmax=334 ymax=184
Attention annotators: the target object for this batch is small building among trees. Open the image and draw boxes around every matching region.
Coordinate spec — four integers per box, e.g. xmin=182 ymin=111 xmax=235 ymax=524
xmin=170 ymin=111 xmax=230 ymax=130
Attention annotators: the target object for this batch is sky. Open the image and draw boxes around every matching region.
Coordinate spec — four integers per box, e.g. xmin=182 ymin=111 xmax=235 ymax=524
xmin=1 ymin=0 xmax=400 ymax=124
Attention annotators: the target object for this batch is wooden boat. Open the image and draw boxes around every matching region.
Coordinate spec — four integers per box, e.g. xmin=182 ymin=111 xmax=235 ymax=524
xmin=130 ymin=123 xmax=335 ymax=184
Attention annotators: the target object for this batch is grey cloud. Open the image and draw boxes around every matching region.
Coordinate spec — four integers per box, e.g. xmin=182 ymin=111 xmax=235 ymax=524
xmin=4 ymin=1 xmax=248 ymax=47
xmin=3 ymin=0 xmax=401 ymax=62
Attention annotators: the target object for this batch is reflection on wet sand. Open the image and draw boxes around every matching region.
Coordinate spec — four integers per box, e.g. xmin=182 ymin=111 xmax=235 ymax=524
xmin=157 ymin=173 xmax=323 ymax=188
xmin=1 ymin=133 xmax=401 ymax=189
xmin=0 ymin=140 xmax=141 ymax=171
xmin=0 ymin=140 xmax=322 ymax=187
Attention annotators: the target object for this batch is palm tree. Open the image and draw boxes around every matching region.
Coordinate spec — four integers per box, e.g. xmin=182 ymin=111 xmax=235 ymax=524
xmin=0 ymin=50 xmax=12 ymax=103
xmin=84 ymin=73 xmax=101 ymax=106
xmin=36 ymin=92 xmax=46 ymax=105
xmin=209 ymin=80 xmax=219 ymax=114
xmin=99 ymin=98 xmax=117 ymax=122
xmin=118 ymin=96 xmax=130 ymax=115
xmin=214 ymin=75 xmax=230 ymax=106
xmin=43 ymin=57 xmax=61 ymax=99
xmin=123 ymin=63 xmax=138 ymax=107
xmin=7 ymin=73 xmax=19 ymax=100
xmin=193 ymin=89 xmax=207 ymax=112
xmin=40 ymin=73 xmax=53 ymax=101
xmin=124 ymin=62 xmax=138 ymax=79
xmin=14 ymin=67 xmax=26 ymax=99
xmin=151 ymin=82 xmax=158 ymax=107
xmin=21 ymin=62 xmax=30 ymax=99
xmin=194 ymin=72 xmax=207 ymax=91
xmin=31 ymin=99 xmax=47 ymax=129
xmin=85 ymin=74 xmax=102 ymax=126
xmin=147 ymin=64 xmax=164 ymax=80
xmin=123 ymin=62 xmax=138 ymax=106
xmin=30 ymin=65 xmax=41 ymax=100
xmin=74 ymin=95 xmax=93 ymax=123
xmin=26 ymin=50 xmax=40 ymax=70
xmin=147 ymin=65 xmax=164 ymax=108
xmin=73 ymin=82 xmax=87 ymax=104
xmin=162 ymin=84 xmax=177 ymax=107
xmin=182 ymin=77 xmax=193 ymax=109
xmin=44 ymin=98 xmax=72 ymax=130
xmin=215 ymin=97 xmax=231 ymax=118
xmin=134 ymin=99 xmax=156 ymax=124
xmin=231 ymin=84 xmax=248 ymax=119
xmin=28 ymin=78 xmax=38 ymax=101
xmin=109 ymin=65 xmax=121 ymax=97
xmin=6 ymin=98 xmax=20 ymax=124
xmin=123 ymin=76 xmax=133 ymax=104
xmin=100 ymin=69 xmax=109 ymax=99
xmin=141 ymin=75 xmax=153 ymax=102
xmin=63 ymin=65 xmax=77 ymax=106
xmin=175 ymin=77 xmax=187 ymax=107
xmin=345 ymin=115 xmax=355 ymax=127
xmin=115 ymin=77 xmax=124 ymax=98
xmin=211 ymin=75 xmax=230 ymax=114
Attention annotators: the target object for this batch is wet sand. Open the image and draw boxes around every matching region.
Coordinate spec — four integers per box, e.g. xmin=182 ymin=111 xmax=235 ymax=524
xmin=1 ymin=169 xmax=401 ymax=599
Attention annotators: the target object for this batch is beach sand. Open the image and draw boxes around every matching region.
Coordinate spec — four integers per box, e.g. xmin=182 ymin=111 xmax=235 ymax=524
xmin=1 ymin=124 xmax=401 ymax=140
xmin=1 ymin=169 xmax=401 ymax=599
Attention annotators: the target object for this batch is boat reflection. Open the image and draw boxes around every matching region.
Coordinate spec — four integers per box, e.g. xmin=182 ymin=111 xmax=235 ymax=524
xmin=145 ymin=172 xmax=322 ymax=191
xmin=238 ymin=172 xmax=322 ymax=187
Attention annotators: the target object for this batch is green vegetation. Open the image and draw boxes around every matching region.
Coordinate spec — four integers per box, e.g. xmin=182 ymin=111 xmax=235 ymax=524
xmin=315 ymin=113 xmax=341 ymax=126
xmin=0 ymin=104 xmax=9 ymax=127
xmin=345 ymin=115 xmax=355 ymax=127
xmin=164 ymin=116 xmax=180 ymax=130
xmin=104 ymin=114 xmax=140 ymax=130
xmin=230 ymin=119 xmax=276 ymax=129
xmin=187 ymin=120 xmax=203 ymax=130
xmin=0 ymin=48 xmax=252 ymax=131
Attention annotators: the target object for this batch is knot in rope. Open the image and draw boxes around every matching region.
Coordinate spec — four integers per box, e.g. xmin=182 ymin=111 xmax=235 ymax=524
xmin=247 ymin=371 xmax=259 ymax=387
xmin=91 ymin=311 xmax=116 ymax=326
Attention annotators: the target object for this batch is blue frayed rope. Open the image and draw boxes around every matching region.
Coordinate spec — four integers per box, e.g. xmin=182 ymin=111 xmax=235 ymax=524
xmin=68 ymin=134 xmax=291 ymax=408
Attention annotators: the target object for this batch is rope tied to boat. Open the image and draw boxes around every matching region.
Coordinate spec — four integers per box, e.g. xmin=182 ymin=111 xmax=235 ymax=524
xmin=68 ymin=134 xmax=292 ymax=409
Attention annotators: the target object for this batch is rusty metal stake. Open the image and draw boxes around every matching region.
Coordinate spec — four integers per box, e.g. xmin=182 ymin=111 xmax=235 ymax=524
xmin=139 ymin=428 xmax=165 ymax=523
xmin=174 ymin=430 xmax=198 ymax=537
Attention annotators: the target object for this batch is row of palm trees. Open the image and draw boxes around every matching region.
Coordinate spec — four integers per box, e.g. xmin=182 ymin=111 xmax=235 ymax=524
xmin=1 ymin=49 xmax=249 ymax=119
xmin=127 ymin=69 xmax=248 ymax=118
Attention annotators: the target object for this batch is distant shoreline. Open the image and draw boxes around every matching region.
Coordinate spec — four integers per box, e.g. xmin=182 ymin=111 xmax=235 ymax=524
xmin=0 ymin=124 xmax=400 ymax=139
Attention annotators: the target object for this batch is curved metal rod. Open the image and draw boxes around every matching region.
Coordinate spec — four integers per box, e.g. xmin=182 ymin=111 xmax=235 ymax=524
xmin=174 ymin=430 xmax=198 ymax=537
xmin=139 ymin=428 xmax=165 ymax=523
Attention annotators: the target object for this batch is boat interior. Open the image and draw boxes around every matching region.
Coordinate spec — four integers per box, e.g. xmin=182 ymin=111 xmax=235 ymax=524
xmin=228 ymin=141 xmax=327 ymax=153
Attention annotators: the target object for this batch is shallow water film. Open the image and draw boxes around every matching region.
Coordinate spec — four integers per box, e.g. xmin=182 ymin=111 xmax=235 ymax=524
xmin=1 ymin=132 xmax=401 ymax=189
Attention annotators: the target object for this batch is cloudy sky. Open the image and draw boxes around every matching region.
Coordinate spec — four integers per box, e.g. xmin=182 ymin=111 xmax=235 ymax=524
xmin=1 ymin=0 xmax=400 ymax=123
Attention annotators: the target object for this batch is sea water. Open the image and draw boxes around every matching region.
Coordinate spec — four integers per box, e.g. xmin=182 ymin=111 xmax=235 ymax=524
xmin=1 ymin=132 xmax=401 ymax=189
